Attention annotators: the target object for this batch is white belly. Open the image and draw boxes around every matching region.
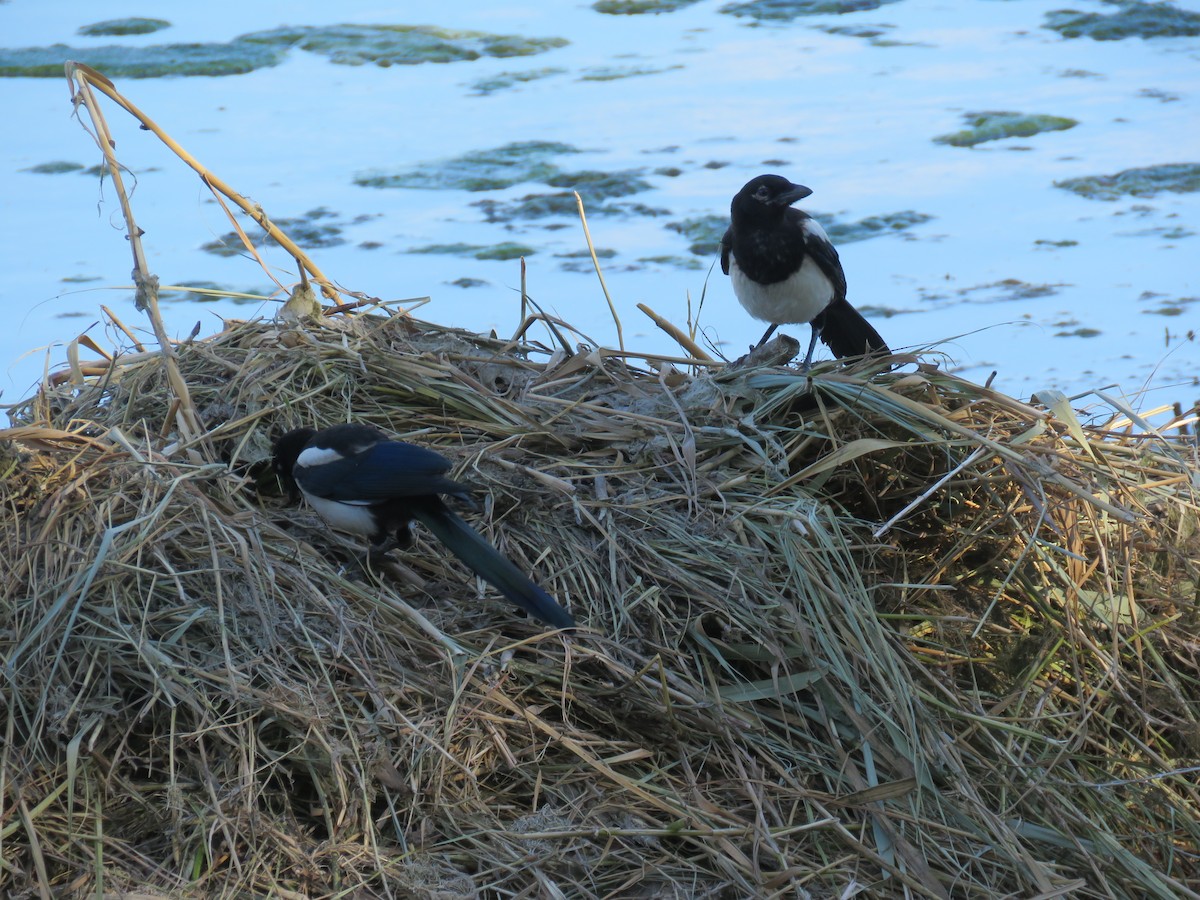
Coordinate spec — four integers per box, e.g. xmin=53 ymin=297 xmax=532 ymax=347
xmin=303 ymin=491 xmax=379 ymax=537
xmin=730 ymin=256 xmax=834 ymax=325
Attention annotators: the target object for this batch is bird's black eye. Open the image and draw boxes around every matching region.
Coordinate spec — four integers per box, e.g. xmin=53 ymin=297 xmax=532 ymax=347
xmin=754 ymin=185 xmax=771 ymax=202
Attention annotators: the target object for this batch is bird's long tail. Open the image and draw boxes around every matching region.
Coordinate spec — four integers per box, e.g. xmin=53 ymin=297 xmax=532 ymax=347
xmin=410 ymin=499 xmax=575 ymax=629
xmin=815 ymin=297 xmax=890 ymax=360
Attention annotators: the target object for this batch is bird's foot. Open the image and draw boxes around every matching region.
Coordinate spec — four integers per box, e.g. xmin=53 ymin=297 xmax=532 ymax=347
xmin=367 ymin=537 xmax=399 ymax=562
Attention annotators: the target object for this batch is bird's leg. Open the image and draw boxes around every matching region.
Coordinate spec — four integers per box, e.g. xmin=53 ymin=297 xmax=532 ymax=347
xmin=799 ymin=326 xmax=821 ymax=371
xmin=394 ymin=521 xmax=415 ymax=550
xmin=368 ymin=525 xmax=407 ymax=562
xmin=367 ymin=539 xmax=397 ymax=564
xmin=752 ymin=323 xmax=778 ymax=351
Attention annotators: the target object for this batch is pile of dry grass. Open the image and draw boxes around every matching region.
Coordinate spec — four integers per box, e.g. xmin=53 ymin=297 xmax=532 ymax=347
xmin=7 ymin=59 xmax=1196 ymax=900
xmin=2 ymin=306 xmax=1198 ymax=898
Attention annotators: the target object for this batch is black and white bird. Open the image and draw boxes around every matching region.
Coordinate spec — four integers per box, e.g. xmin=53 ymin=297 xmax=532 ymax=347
xmin=721 ymin=173 xmax=889 ymax=369
xmin=272 ymin=423 xmax=574 ymax=630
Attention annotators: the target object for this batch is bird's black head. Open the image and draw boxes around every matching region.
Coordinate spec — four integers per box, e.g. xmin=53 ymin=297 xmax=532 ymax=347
xmin=731 ymin=174 xmax=813 ymax=221
xmin=272 ymin=427 xmax=317 ymax=482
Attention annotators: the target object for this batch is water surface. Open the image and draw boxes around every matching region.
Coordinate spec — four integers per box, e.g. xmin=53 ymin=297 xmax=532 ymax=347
xmin=1 ymin=0 xmax=1196 ymax=410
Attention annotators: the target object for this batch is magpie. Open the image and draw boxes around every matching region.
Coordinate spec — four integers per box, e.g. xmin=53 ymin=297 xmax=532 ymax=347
xmin=721 ymin=173 xmax=889 ymax=369
xmin=272 ymin=423 xmax=574 ymax=630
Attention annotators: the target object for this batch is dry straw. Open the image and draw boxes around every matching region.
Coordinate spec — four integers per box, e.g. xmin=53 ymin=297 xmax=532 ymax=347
xmin=1 ymin=66 xmax=1199 ymax=899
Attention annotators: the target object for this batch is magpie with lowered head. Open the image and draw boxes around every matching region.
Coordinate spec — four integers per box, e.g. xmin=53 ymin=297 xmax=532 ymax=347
xmin=721 ymin=173 xmax=889 ymax=369
xmin=272 ymin=423 xmax=574 ymax=630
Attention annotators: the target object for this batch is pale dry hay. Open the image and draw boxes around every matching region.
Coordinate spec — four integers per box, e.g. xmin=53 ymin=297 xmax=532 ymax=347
xmin=2 ymin=310 xmax=1198 ymax=898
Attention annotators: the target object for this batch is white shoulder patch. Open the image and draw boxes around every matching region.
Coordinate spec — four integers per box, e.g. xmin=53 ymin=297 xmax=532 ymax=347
xmin=802 ymin=216 xmax=830 ymax=242
xmin=296 ymin=445 xmax=345 ymax=469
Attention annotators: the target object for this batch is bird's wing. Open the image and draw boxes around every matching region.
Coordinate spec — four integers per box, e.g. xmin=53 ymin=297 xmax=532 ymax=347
xmin=297 ymin=441 xmax=469 ymax=502
xmin=719 ymin=227 xmax=733 ymax=276
xmin=795 ymin=214 xmax=847 ymax=301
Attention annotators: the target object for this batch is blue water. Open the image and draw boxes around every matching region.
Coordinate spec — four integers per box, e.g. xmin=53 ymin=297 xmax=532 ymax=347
xmin=1 ymin=0 xmax=1197 ymax=413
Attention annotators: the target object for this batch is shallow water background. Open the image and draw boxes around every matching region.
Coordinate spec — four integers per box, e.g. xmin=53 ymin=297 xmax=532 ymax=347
xmin=1 ymin=0 xmax=1196 ymax=411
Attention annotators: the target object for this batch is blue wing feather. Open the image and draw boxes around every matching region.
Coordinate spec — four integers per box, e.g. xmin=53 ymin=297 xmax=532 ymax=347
xmin=297 ymin=441 xmax=469 ymax=502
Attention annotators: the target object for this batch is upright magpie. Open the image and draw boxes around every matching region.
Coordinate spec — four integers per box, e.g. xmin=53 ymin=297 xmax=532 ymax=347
xmin=272 ymin=423 xmax=574 ymax=630
xmin=721 ymin=173 xmax=889 ymax=369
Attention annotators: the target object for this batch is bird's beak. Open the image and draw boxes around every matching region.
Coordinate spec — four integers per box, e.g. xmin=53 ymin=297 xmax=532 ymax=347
xmin=775 ymin=184 xmax=813 ymax=206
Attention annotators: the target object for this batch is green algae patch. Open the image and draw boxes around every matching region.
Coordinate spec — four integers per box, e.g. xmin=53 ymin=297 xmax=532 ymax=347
xmin=820 ymin=23 xmax=890 ymax=38
xmin=469 ymin=67 xmax=566 ymax=95
xmin=355 ymin=141 xmax=581 ymax=192
xmin=473 ymin=193 xmax=668 ymax=222
xmin=201 ymin=208 xmax=347 ymax=258
xmin=824 ymin=210 xmax=933 ymax=243
xmin=239 ymin=24 xmax=567 ymax=66
xmin=557 ymin=248 xmax=620 ymax=272
xmin=1142 ymin=296 xmax=1197 ymax=317
xmin=667 ymin=214 xmax=728 ymax=256
xmin=475 ymin=193 xmax=581 ymax=221
xmin=22 ymin=160 xmax=86 ymax=174
xmin=960 ymin=279 xmax=1065 ymax=303
xmin=578 ymin=63 xmax=683 ymax=81
xmin=721 ymin=0 xmax=900 ymax=22
xmin=0 ymin=40 xmax=286 ymax=77
xmin=1045 ymin=2 xmax=1200 ymax=40
xmin=160 ymin=282 xmax=269 ymax=306
xmin=1139 ymin=87 xmax=1180 ymax=102
xmin=639 ymin=254 xmax=706 ymax=269
xmin=357 ymin=149 xmax=663 ymax=219
xmin=79 ymin=18 xmax=171 ymax=37
xmin=594 ymin=0 xmax=704 ymax=12
xmin=410 ymin=241 xmax=534 ymax=260
xmin=557 ymin=248 xmax=618 ymax=259
xmin=819 ymin=23 xmax=931 ymax=46
xmin=1133 ymin=225 xmax=1194 ymax=239
xmin=1055 ymin=163 xmax=1200 ymax=200
xmin=545 ymin=169 xmax=652 ymax=200
xmin=1 ymin=22 xmax=566 ymax=78
xmin=409 ymin=243 xmax=482 ymax=256
xmin=934 ymin=111 xmax=1078 ymax=147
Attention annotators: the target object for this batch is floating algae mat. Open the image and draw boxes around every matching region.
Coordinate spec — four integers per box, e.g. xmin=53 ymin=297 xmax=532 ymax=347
xmin=933 ymin=110 xmax=1078 ymax=148
xmin=0 ymin=23 xmax=567 ymax=78
xmin=4 ymin=64 xmax=1200 ymax=898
